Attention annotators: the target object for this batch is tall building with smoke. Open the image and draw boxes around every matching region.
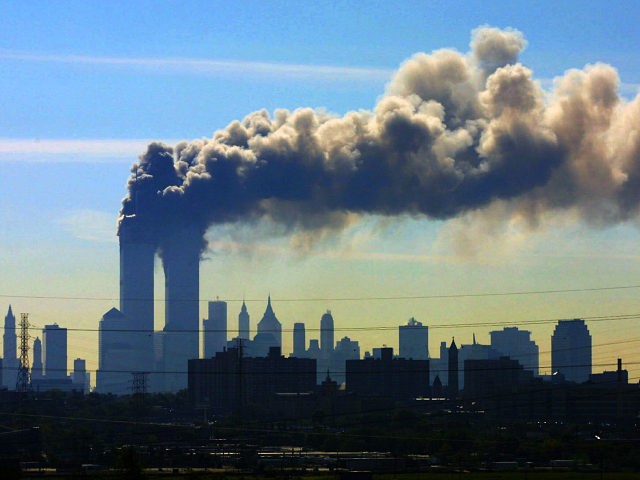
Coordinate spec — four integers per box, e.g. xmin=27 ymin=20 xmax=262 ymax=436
xmin=118 ymin=216 xmax=155 ymax=375
xmin=399 ymin=317 xmax=429 ymax=360
xmin=203 ymin=300 xmax=227 ymax=358
xmin=160 ymin=229 xmax=201 ymax=392
xmin=552 ymin=319 xmax=592 ymax=383
xmin=2 ymin=305 xmax=18 ymax=389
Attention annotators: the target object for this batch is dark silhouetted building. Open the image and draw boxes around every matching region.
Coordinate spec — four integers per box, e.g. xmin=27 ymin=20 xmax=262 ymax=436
xmin=43 ymin=323 xmax=67 ymax=379
xmin=320 ymin=310 xmax=334 ymax=354
xmin=2 ymin=305 xmax=18 ymax=389
xmin=490 ymin=326 xmax=539 ymax=375
xmin=203 ymin=300 xmax=227 ymax=358
xmin=118 ymin=216 xmax=155 ymax=376
xmin=330 ymin=336 xmax=360 ymax=385
xmin=293 ymin=322 xmax=306 ymax=357
xmin=188 ymin=346 xmax=316 ymax=414
xmin=255 ymin=295 xmax=281 ymax=354
xmin=161 ymin=229 xmax=201 ymax=392
xmin=31 ymin=337 xmax=43 ymax=381
xmin=97 ymin=307 xmax=131 ymax=394
xmin=552 ymin=319 xmax=591 ymax=383
xmin=458 ymin=336 xmax=500 ymax=389
xmin=346 ymin=347 xmax=429 ymax=400
xmin=238 ymin=299 xmax=250 ymax=340
xmin=399 ymin=317 xmax=428 ymax=359
xmin=448 ymin=338 xmax=458 ymax=395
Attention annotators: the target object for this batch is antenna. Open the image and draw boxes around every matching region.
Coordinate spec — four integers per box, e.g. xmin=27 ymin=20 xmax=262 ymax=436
xmin=16 ymin=313 xmax=31 ymax=393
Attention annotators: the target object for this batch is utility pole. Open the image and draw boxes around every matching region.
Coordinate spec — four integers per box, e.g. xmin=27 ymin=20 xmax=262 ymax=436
xmin=15 ymin=313 xmax=31 ymax=393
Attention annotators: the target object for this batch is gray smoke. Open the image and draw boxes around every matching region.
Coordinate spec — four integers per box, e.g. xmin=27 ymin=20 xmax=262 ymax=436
xmin=119 ymin=26 xmax=640 ymax=254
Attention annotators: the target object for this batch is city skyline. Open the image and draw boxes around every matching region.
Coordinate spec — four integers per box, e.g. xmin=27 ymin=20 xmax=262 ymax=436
xmin=1 ymin=2 xmax=640 ymax=384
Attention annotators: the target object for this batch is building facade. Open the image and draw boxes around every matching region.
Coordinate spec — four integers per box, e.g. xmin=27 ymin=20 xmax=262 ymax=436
xmin=490 ymin=327 xmax=539 ymax=375
xmin=42 ymin=324 xmax=67 ymax=380
xmin=203 ymin=300 xmax=227 ymax=358
xmin=399 ymin=317 xmax=428 ymax=360
xmin=551 ymin=319 xmax=592 ymax=383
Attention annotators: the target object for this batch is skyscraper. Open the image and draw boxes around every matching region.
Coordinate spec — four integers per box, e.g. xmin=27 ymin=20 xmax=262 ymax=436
xmin=97 ymin=307 xmax=131 ymax=394
xmin=293 ymin=322 xmax=306 ymax=357
xmin=203 ymin=300 xmax=227 ymax=358
xmin=448 ymin=338 xmax=459 ymax=395
xmin=399 ymin=317 xmax=428 ymax=360
xmin=320 ymin=310 xmax=334 ymax=353
xmin=2 ymin=305 xmax=18 ymax=389
xmin=161 ymin=229 xmax=201 ymax=392
xmin=490 ymin=326 xmax=539 ymax=375
xmin=256 ymin=295 xmax=282 ymax=350
xmin=118 ymin=216 xmax=155 ymax=375
xmin=552 ymin=319 xmax=592 ymax=383
xmin=238 ymin=300 xmax=250 ymax=340
xmin=31 ymin=337 xmax=43 ymax=380
xmin=43 ymin=324 xmax=67 ymax=379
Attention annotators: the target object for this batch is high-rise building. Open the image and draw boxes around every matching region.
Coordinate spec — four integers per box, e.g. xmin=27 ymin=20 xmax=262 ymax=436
xmin=97 ymin=307 xmax=131 ymax=394
xmin=399 ymin=317 xmax=428 ymax=360
xmin=448 ymin=338 xmax=459 ymax=395
xmin=72 ymin=358 xmax=90 ymax=394
xmin=31 ymin=337 xmax=43 ymax=381
xmin=203 ymin=300 xmax=227 ymax=358
xmin=457 ymin=336 xmax=499 ymax=389
xmin=293 ymin=323 xmax=306 ymax=357
xmin=346 ymin=347 xmax=429 ymax=400
xmin=330 ymin=336 xmax=361 ymax=384
xmin=161 ymin=229 xmax=201 ymax=392
xmin=320 ymin=310 xmax=334 ymax=354
xmin=238 ymin=300 xmax=250 ymax=340
xmin=552 ymin=319 xmax=592 ymax=383
xmin=490 ymin=327 xmax=539 ymax=375
xmin=2 ymin=305 xmax=18 ymax=389
xmin=43 ymin=324 xmax=67 ymax=379
xmin=256 ymin=295 xmax=281 ymax=351
xmin=118 ymin=217 xmax=155 ymax=375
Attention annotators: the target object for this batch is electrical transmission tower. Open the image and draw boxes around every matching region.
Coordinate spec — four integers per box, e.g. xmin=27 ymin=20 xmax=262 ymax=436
xmin=131 ymin=371 xmax=149 ymax=396
xmin=15 ymin=313 xmax=31 ymax=393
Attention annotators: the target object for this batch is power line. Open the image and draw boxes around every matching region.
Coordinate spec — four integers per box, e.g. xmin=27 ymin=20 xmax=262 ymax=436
xmin=2 ymin=283 xmax=640 ymax=303
xmin=12 ymin=311 xmax=640 ymax=334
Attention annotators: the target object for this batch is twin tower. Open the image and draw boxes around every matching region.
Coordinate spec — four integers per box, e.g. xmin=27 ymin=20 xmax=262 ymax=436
xmin=97 ymin=217 xmax=201 ymax=394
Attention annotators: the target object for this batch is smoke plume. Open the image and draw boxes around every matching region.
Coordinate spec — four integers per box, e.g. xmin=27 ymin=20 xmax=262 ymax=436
xmin=119 ymin=26 xmax=640 ymax=255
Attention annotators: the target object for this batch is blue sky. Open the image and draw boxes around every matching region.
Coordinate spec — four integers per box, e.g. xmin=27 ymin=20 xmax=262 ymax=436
xmin=1 ymin=1 xmax=640 ymax=379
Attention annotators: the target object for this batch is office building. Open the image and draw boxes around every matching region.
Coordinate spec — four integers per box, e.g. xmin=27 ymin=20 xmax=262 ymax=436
xmin=255 ymin=295 xmax=281 ymax=352
xmin=552 ymin=319 xmax=592 ymax=383
xmin=346 ymin=347 xmax=429 ymax=400
xmin=293 ymin=322 xmax=306 ymax=357
xmin=97 ymin=308 xmax=132 ymax=394
xmin=188 ymin=346 xmax=316 ymax=414
xmin=31 ymin=337 xmax=43 ymax=381
xmin=2 ymin=305 xmax=18 ymax=389
xmin=203 ymin=300 xmax=227 ymax=358
xmin=238 ymin=300 xmax=250 ymax=340
xmin=320 ymin=310 xmax=334 ymax=353
xmin=448 ymin=338 xmax=458 ymax=395
xmin=399 ymin=317 xmax=428 ymax=360
xmin=72 ymin=358 xmax=90 ymax=394
xmin=490 ymin=327 xmax=539 ymax=375
xmin=42 ymin=324 xmax=67 ymax=379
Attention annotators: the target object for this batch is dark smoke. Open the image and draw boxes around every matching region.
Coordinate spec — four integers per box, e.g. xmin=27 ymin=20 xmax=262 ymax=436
xmin=118 ymin=26 xmax=640 ymax=254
